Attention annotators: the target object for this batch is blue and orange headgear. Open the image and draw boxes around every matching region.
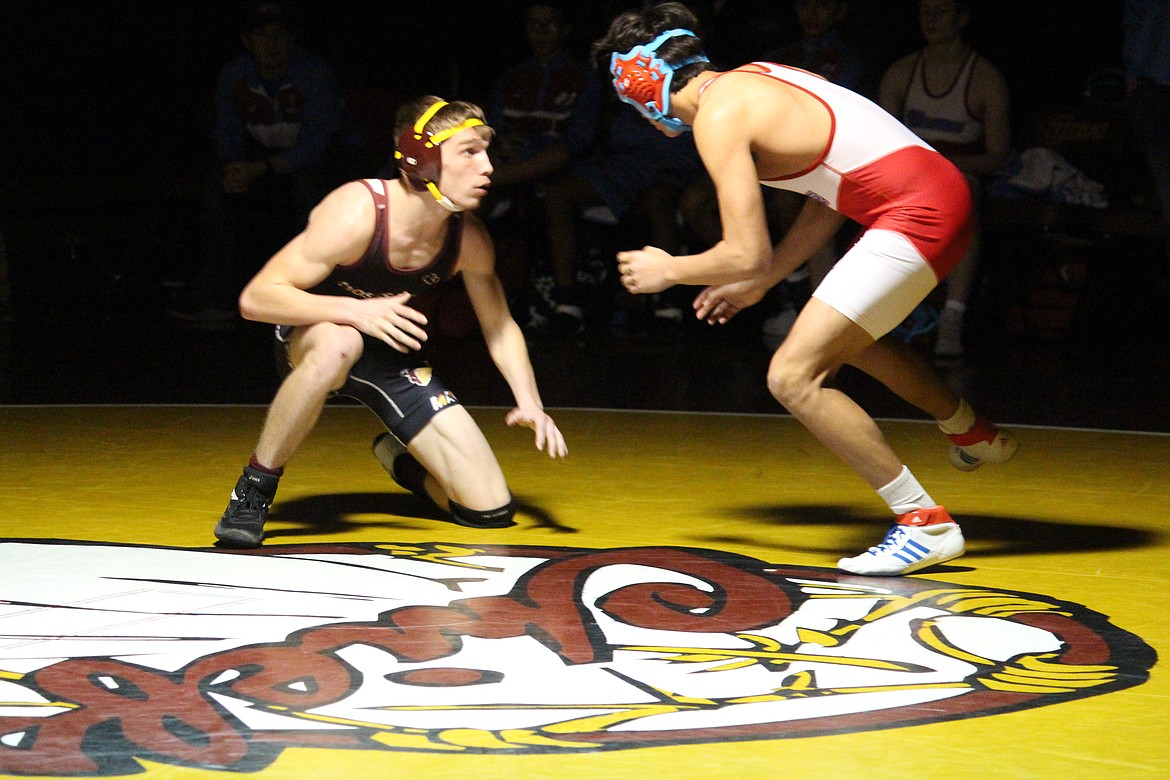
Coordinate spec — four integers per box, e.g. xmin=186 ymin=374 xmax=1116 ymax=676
xmin=395 ymin=100 xmax=487 ymax=210
xmin=609 ymin=28 xmax=708 ymax=133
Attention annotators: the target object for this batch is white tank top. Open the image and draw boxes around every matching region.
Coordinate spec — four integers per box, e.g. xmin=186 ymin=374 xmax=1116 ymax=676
xmin=899 ymin=50 xmax=984 ymax=155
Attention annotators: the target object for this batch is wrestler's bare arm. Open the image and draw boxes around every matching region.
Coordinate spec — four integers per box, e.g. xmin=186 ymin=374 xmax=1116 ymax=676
xmin=688 ymin=85 xmax=779 ymax=278
xmin=461 ymin=216 xmax=566 ymax=458
xmin=238 ymin=181 xmax=428 ymax=351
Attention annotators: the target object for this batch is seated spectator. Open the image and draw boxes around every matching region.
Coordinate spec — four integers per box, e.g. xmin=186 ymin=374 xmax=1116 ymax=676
xmin=689 ymin=0 xmax=786 ymax=70
xmin=172 ymin=1 xmax=365 ymax=323
xmin=538 ymin=98 xmax=703 ymax=336
xmin=478 ymin=1 xmax=602 ymax=321
xmin=486 ymin=3 xmax=601 ymax=205
xmin=0 ymin=230 xmax=9 ymax=322
xmin=765 ymin=0 xmax=865 ymax=93
xmin=879 ymin=0 xmax=1010 ymax=357
xmin=1124 ymin=0 xmax=1170 ymax=295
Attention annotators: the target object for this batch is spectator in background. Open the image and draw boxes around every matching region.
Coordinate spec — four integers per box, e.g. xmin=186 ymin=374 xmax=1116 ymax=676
xmin=480 ymin=1 xmax=603 ymax=326
xmin=539 ymin=97 xmax=704 ymax=336
xmin=1124 ymin=0 xmax=1170 ymax=291
xmin=690 ymin=0 xmax=785 ymax=71
xmin=766 ymin=0 xmax=865 ymax=93
xmin=0 ymin=232 xmax=9 ymax=323
xmin=173 ymin=1 xmax=364 ymax=323
xmin=879 ymin=0 xmax=1010 ymax=357
xmin=484 ymin=2 xmax=602 ymax=220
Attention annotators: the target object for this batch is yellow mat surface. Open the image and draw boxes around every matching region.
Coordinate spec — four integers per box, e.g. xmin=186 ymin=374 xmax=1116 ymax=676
xmin=1 ymin=405 xmax=1166 ymax=779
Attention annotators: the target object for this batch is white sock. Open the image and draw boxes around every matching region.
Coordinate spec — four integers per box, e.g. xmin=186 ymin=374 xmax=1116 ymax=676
xmin=938 ymin=398 xmax=977 ymax=435
xmin=877 ymin=466 xmax=936 ymax=515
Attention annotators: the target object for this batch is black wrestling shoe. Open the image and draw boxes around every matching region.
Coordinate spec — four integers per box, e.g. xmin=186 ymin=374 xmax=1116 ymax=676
xmin=213 ymin=466 xmax=280 ymax=548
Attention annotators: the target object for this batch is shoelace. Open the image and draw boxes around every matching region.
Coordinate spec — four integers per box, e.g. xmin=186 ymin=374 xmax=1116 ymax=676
xmin=227 ymin=486 xmax=270 ymax=523
xmin=867 ymin=525 xmax=908 ymax=555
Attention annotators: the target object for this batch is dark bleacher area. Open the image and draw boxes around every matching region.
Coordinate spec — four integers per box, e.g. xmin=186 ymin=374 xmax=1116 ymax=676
xmin=1 ymin=1 xmax=1166 ymax=432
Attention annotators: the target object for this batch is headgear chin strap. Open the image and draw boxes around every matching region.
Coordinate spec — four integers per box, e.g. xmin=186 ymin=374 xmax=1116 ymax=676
xmin=395 ymin=100 xmax=486 ymax=211
xmin=610 ymin=28 xmax=709 ymax=133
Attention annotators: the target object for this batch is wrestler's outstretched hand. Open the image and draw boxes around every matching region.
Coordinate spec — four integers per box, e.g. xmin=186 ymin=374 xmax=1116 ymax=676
xmin=694 ymin=279 xmax=769 ymax=325
xmin=506 ymin=407 xmax=568 ymax=459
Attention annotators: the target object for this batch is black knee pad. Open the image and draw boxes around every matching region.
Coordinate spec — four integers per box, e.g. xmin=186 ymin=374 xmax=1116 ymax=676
xmin=392 ymin=451 xmax=429 ymax=496
xmin=449 ymin=498 xmax=516 ymax=529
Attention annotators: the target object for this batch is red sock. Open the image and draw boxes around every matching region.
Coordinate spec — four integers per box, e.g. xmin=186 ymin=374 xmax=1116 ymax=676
xmin=946 ymin=419 xmax=997 ymax=447
xmin=248 ymin=453 xmax=284 ymax=477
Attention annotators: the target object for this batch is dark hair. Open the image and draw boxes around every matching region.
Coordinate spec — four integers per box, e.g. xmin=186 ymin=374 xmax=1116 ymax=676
xmin=242 ymin=1 xmax=292 ymax=36
xmin=528 ymin=0 xmax=570 ymax=26
xmin=923 ymin=0 xmax=972 ymax=10
xmin=591 ymin=2 xmax=713 ymax=90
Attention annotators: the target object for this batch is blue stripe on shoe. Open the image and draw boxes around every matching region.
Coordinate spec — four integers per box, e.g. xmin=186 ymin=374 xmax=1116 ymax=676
xmin=894 ymin=538 xmax=931 ymax=563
